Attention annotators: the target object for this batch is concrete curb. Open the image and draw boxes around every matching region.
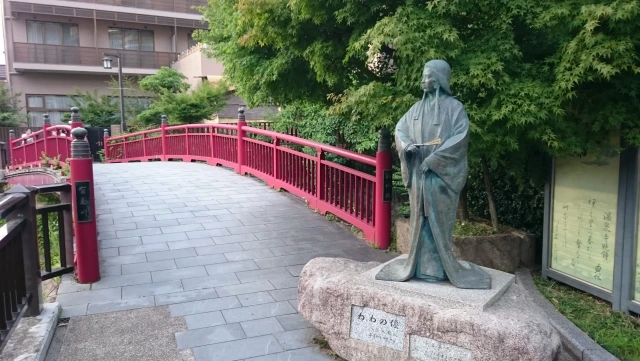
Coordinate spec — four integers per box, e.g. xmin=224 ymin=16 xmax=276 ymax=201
xmin=515 ymin=270 xmax=619 ymax=361
xmin=0 ymin=303 xmax=61 ymax=361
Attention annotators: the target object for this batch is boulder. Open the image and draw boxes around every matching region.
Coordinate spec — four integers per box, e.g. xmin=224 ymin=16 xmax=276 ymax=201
xmin=299 ymin=257 xmax=561 ymax=361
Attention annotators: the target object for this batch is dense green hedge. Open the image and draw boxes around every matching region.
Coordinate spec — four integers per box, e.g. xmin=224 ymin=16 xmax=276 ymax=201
xmin=466 ymin=162 xmax=546 ymax=236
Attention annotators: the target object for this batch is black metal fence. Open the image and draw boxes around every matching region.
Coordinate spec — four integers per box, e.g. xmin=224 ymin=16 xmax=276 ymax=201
xmin=0 ymin=183 xmax=74 ymax=352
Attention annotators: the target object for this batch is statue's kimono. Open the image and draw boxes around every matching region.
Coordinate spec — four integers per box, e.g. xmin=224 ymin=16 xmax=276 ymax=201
xmin=375 ymin=62 xmax=491 ymax=289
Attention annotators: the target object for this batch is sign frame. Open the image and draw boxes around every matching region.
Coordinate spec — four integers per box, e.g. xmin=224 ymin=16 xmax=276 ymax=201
xmin=541 ymin=150 xmax=631 ymax=312
xmin=619 ymin=149 xmax=640 ymax=314
xmin=383 ymin=169 xmax=393 ymax=203
xmin=75 ymin=180 xmax=92 ymax=223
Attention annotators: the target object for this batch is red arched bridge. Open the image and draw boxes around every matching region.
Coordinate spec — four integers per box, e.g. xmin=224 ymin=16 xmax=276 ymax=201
xmin=102 ymin=110 xmax=392 ymax=248
xmin=1 ymin=108 xmax=393 ymax=358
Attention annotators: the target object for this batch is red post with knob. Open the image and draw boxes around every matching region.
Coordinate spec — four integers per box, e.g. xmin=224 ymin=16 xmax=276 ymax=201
xmin=374 ymin=127 xmax=392 ymax=249
xmin=161 ymin=114 xmax=168 ymax=161
xmin=42 ymin=114 xmax=51 ymax=162
xmin=103 ymin=128 xmax=110 ymax=161
xmin=237 ymin=108 xmax=247 ymax=174
xmin=69 ymin=108 xmax=100 ymax=283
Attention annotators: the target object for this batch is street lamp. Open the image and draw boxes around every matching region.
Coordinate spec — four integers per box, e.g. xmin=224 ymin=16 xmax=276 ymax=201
xmin=102 ymin=53 xmax=126 ymax=132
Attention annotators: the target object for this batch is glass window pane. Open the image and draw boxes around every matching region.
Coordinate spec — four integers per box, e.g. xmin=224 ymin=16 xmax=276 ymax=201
xmin=45 ymin=95 xmax=73 ymax=109
xmin=26 ymin=21 xmax=43 ymax=44
xmin=27 ymin=96 xmax=44 ymax=108
xmin=27 ymin=112 xmax=45 ymax=127
xmin=124 ymin=29 xmax=139 ymax=50
xmin=47 ymin=111 xmax=65 ymax=125
xmin=109 ymin=29 xmax=123 ymax=49
xmin=62 ymin=24 xmax=79 ymax=46
xmin=44 ymin=22 xmax=63 ymax=45
xmin=140 ymin=30 xmax=154 ymax=51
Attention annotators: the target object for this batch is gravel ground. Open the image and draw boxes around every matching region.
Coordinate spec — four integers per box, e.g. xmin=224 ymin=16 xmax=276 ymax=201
xmin=56 ymin=306 xmax=194 ymax=361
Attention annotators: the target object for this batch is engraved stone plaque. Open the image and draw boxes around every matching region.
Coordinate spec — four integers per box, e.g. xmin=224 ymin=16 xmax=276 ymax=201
xmin=349 ymin=306 xmax=405 ymax=351
xmin=410 ymin=335 xmax=472 ymax=361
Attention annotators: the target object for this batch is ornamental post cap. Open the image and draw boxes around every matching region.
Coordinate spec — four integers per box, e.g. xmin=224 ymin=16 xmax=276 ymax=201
xmin=71 ymin=127 xmax=88 ymax=140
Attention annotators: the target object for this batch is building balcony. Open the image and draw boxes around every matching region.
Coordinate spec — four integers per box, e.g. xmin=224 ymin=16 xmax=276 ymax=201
xmin=9 ymin=0 xmax=207 ymax=24
xmin=171 ymin=44 xmax=224 ymax=89
xmin=61 ymin=0 xmax=207 ymax=14
xmin=13 ymin=43 xmax=177 ymax=74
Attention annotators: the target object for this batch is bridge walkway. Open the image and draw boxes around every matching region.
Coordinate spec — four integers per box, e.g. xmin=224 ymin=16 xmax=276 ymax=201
xmin=52 ymin=161 xmax=394 ymax=361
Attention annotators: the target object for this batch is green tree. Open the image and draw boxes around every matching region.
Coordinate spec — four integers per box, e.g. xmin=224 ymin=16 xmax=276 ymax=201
xmin=198 ymin=0 xmax=640 ymax=158
xmin=67 ymin=90 xmax=118 ymax=128
xmin=136 ymin=81 xmax=229 ymax=125
xmin=67 ymin=76 xmax=150 ymax=128
xmin=139 ymin=67 xmax=190 ymax=95
xmin=0 ymin=87 xmax=26 ymax=127
xmin=198 ymin=0 xmax=640 ymax=229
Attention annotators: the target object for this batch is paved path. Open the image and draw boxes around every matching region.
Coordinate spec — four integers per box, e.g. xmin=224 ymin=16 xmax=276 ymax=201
xmin=56 ymin=162 xmax=394 ymax=361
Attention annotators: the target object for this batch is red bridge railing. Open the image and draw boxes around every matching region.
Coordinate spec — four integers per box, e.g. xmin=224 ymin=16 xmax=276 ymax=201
xmin=105 ymin=110 xmax=392 ymax=248
xmin=8 ymin=114 xmax=83 ymax=170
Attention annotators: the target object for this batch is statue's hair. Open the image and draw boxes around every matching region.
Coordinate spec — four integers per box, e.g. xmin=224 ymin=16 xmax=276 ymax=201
xmin=424 ymin=59 xmax=452 ymax=95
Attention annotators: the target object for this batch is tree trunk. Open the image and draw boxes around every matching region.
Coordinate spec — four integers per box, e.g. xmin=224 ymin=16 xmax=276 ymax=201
xmin=457 ymin=183 xmax=470 ymax=221
xmin=481 ymin=156 xmax=499 ymax=230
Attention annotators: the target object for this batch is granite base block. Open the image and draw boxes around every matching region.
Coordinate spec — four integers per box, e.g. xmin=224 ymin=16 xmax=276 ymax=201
xmin=298 ymin=257 xmax=561 ymax=361
xmin=0 ymin=303 xmax=61 ymax=361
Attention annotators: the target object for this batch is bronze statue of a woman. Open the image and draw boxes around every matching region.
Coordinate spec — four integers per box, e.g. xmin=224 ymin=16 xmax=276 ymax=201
xmin=375 ymin=60 xmax=491 ymax=289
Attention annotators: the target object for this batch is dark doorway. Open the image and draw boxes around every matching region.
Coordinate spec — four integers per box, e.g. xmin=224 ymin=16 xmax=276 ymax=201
xmin=86 ymin=127 xmax=108 ymax=162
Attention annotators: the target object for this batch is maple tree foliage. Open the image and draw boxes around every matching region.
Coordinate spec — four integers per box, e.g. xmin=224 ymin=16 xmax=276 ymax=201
xmin=197 ymin=0 xmax=640 ymax=170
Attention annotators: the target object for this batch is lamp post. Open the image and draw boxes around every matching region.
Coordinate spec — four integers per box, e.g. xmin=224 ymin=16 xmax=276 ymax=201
xmin=102 ymin=53 xmax=126 ymax=132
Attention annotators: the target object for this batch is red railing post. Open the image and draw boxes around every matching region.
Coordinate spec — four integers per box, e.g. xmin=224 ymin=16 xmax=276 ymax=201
xmin=142 ymin=132 xmax=147 ymax=158
xmin=273 ymin=136 xmax=279 ymax=180
xmin=21 ymin=128 xmax=27 ymax=166
xmin=374 ymin=127 xmax=392 ymax=249
xmin=237 ymin=108 xmax=247 ymax=174
xmin=8 ymin=129 xmax=15 ymax=167
xmin=42 ymin=114 xmax=51 ymax=164
xmin=316 ymin=147 xmax=324 ymax=201
xmin=210 ymin=124 xmax=216 ymax=160
xmin=103 ymin=129 xmax=110 ymax=161
xmin=161 ymin=114 xmax=168 ymax=161
xmin=69 ymin=125 xmax=100 ymax=283
xmin=185 ymin=127 xmax=190 ymax=157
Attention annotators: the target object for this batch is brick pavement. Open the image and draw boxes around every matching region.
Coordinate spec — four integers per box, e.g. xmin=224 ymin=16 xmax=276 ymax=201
xmin=56 ymin=162 xmax=394 ymax=361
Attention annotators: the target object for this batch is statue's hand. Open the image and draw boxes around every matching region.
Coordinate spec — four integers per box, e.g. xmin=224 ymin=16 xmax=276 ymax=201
xmin=405 ymin=144 xmax=419 ymax=154
xmin=420 ymin=159 xmax=430 ymax=173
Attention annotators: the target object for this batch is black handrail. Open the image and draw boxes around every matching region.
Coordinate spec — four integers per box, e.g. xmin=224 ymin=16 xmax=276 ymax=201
xmin=0 ymin=196 xmax=33 ymax=353
xmin=33 ymin=184 xmax=74 ymax=281
xmin=0 ymin=183 xmax=75 ymax=351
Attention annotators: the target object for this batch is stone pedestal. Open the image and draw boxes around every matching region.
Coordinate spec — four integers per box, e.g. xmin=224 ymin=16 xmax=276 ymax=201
xmin=298 ymin=256 xmax=561 ymax=361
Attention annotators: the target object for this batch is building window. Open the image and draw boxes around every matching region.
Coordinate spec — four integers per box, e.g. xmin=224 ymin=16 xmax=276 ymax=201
xmin=108 ymin=28 xmax=154 ymax=51
xmin=26 ymin=94 xmax=153 ymax=127
xmin=26 ymin=95 xmax=75 ymax=126
xmin=26 ymin=21 xmax=79 ymax=46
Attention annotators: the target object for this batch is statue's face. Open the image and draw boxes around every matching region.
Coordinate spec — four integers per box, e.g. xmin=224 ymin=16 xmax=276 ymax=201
xmin=421 ymin=67 xmax=438 ymax=92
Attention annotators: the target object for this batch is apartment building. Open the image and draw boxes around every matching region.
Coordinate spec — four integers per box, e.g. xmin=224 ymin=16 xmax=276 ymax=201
xmin=2 ymin=0 xmax=208 ymax=126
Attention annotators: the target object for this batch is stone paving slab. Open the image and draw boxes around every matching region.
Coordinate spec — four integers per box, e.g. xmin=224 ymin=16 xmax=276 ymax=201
xmin=55 ymin=162 xmax=396 ymax=360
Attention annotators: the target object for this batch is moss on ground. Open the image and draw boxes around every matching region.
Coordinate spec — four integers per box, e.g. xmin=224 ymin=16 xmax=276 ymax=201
xmin=453 ymin=220 xmax=501 ymax=237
